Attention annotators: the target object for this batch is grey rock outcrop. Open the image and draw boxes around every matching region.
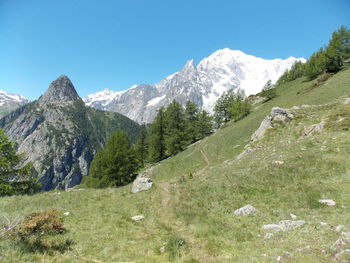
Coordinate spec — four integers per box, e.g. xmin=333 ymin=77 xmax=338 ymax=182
xmin=0 ymin=75 xmax=140 ymax=190
xmin=251 ymin=107 xmax=294 ymax=142
xmin=233 ymin=204 xmax=257 ymax=215
xmin=301 ymin=121 xmax=324 ymax=137
xmin=131 ymin=177 xmax=153 ymax=193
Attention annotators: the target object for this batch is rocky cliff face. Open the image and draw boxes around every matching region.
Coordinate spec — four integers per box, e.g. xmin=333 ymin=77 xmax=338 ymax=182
xmin=84 ymin=49 xmax=306 ymax=123
xmin=0 ymin=75 xmax=140 ymax=190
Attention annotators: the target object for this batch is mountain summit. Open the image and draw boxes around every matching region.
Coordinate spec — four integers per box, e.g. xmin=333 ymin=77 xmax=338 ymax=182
xmin=39 ymin=75 xmax=80 ymax=103
xmin=83 ymin=49 xmax=305 ymax=123
xmin=0 ymin=76 xmax=140 ymax=190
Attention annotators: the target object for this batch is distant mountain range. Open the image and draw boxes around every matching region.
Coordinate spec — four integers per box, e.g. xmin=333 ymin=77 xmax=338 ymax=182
xmin=83 ymin=49 xmax=306 ymax=123
xmin=0 ymin=90 xmax=29 ymax=118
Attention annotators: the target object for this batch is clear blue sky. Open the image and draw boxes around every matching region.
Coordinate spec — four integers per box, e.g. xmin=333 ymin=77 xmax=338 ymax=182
xmin=0 ymin=0 xmax=349 ymax=100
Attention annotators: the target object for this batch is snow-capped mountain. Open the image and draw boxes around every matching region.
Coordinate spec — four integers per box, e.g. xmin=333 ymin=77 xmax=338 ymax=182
xmin=83 ymin=48 xmax=306 ymax=123
xmin=0 ymin=90 xmax=29 ymax=118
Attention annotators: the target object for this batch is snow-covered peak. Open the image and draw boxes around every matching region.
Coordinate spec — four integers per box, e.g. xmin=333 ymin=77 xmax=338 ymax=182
xmin=83 ymin=88 xmax=125 ymax=107
xmin=0 ymin=90 xmax=29 ymax=106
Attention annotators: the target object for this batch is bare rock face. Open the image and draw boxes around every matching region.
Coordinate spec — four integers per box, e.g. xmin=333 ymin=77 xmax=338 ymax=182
xmin=0 ymin=75 xmax=140 ymax=190
xmin=233 ymin=204 xmax=257 ymax=215
xmin=131 ymin=177 xmax=153 ymax=193
xmin=251 ymin=107 xmax=294 ymax=142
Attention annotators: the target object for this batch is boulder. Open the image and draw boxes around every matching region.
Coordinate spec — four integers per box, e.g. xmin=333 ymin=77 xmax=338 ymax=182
xmin=301 ymin=121 xmax=324 ymax=137
xmin=319 ymin=199 xmax=336 ymax=206
xmin=262 ymin=220 xmax=305 ymax=232
xmin=131 ymin=177 xmax=153 ymax=193
xmin=131 ymin=215 xmax=145 ymax=221
xmin=233 ymin=204 xmax=257 ymax=215
xmin=251 ymin=107 xmax=293 ymax=142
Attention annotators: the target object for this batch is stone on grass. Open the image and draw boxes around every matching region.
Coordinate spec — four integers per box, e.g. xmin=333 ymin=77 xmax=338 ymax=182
xmin=290 ymin=213 xmax=297 ymax=220
xmin=332 ymin=231 xmax=350 ymax=250
xmin=131 ymin=177 xmax=153 ymax=193
xmin=320 ymin=221 xmax=328 ymax=226
xmin=63 ymin=212 xmax=70 ymax=216
xmin=251 ymin=107 xmax=293 ymax=142
xmin=131 ymin=215 xmax=145 ymax=221
xmin=264 ymin=232 xmax=273 ymax=239
xmin=233 ymin=204 xmax=257 ymax=215
xmin=301 ymin=121 xmax=325 ymax=137
xmin=334 ymin=225 xmax=345 ymax=232
xmin=319 ymin=199 xmax=336 ymax=206
xmin=262 ymin=220 xmax=305 ymax=232
xmin=235 ymin=147 xmax=256 ymax=161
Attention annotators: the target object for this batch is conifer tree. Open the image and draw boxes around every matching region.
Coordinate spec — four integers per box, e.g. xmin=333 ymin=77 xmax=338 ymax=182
xmin=164 ymin=100 xmax=187 ymax=156
xmin=149 ymin=107 xmax=167 ymax=162
xmin=0 ymin=129 xmax=39 ymax=196
xmin=84 ymin=131 xmax=139 ymax=188
xmin=134 ymin=125 xmax=148 ymax=167
xmin=184 ymin=100 xmax=200 ymax=143
xmin=197 ymin=110 xmax=213 ymax=139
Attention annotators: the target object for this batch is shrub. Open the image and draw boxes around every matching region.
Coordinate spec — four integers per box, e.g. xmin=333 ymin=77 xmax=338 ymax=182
xmin=11 ymin=209 xmax=73 ymax=253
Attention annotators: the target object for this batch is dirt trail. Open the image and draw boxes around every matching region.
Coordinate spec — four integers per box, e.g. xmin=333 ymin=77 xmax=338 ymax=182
xmin=195 ymin=146 xmax=211 ymax=176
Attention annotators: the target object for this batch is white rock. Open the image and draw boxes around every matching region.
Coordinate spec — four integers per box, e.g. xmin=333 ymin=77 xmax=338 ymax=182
xmin=274 ymin=160 xmax=285 ymax=165
xmin=264 ymin=232 xmax=273 ymax=239
xmin=290 ymin=213 xmax=297 ymax=220
xmin=63 ymin=212 xmax=70 ymax=216
xmin=319 ymin=199 xmax=336 ymax=206
xmin=276 ymin=255 xmax=283 ymax=262
xmin=334 ymin=225 xmax=345 ymax=232
xmin=131 ymin=215 xmax=145 ymax=221
xmin=131 ymin=177 xmax=153 ymax=193
xmin=233 ymin=204 xmax=257 ymax=215
xmin=319 ymin=221 xmax=328 ymax=226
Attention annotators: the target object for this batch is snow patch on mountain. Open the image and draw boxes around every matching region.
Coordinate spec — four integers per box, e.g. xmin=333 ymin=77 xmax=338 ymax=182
xmin=0 ymin=90 xmax=29 ymax=106
xmin=147 ymin=95 xmax=166 ymax=107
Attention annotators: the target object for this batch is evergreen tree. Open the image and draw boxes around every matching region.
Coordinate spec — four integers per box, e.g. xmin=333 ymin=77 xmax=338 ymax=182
xmin=184 ymin=100 xmax=200 ymax=143
xmin=304 ymin=48 xmax=327 ymax=80
xmin=326 ymin=26 xmax=350 ymax=73
xmin=197 ymin=110 xmax=213 ymax=139
xmin=149 ymin=107 xmax=167 ymax=162
xmin=213 ymin=89 xmax=236 ymax=125
xmin=228 ymin=93 xmax=251 ymax=121
xmin=259 ymin=79 xmax=277 ymax=100
xmin=0 ymin=129 xmax=39 ymax=196
xmin=164 ymin=100 xmax=187 ymax=156
xmin=84 ymin=131 xmax=139 ymax=188
xmin=134 ymin=125 xmax=148 ymax=167
xmin=214 ymin=90 xmax=251 ymax=126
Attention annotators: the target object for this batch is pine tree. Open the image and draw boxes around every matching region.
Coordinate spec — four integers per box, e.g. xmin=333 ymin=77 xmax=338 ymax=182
xmin=197 ymin=110 xmax=213 ymax=139
xmin=260 ymin=79 xmax=276 ymax=100
xmin=184 ymin=100 xmax=200 ymax=143
xmin=134 ymin=125 xmax=148 ymax=167
xmin=304 ymin=48 xmax=327 ymax=80
xmin=84 ymin=131 xmax=139 ymax=188
xmin=228 ymin=93 xmax=251 ymax=121
xmin=213 ymin=89 xmax=236 ymax=125
xmin=149 ymin=107 xmax=167 ymax=162
xmin=0 ymin=129 xmax=39 ymax=196
xmin=326 ymin=26 xmax=350 ymax=73
xmin=164 ymin=100 xmax=187 ymax=156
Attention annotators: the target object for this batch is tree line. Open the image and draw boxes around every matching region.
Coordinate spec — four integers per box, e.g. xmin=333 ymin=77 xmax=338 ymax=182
xmin=277 ymin=26 xmax=350 ymax=84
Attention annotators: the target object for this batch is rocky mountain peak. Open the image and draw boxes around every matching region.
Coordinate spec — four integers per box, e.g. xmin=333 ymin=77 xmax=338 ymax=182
xmin=39 ymin=75 xmax=80 ymax=103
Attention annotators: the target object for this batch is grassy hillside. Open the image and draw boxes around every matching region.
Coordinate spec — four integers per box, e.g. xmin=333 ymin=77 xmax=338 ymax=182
xmin=1 ymin=68 xmax=350 ymax=262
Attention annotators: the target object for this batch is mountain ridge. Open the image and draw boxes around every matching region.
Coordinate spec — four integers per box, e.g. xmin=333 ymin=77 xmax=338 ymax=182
xmin=0 ymin=75 xmax=141 ymax=190
xmin=83 ymin=48 xmax=305 ymax=123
